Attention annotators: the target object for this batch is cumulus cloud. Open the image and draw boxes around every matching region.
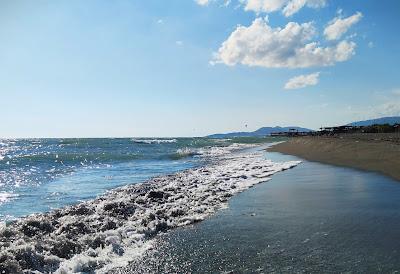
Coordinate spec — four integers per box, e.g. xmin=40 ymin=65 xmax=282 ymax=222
xmin=242 ymin=0 xmax=327 ymax=16
xmin=198 ymin=0 xmax=326 ymax=15
xmin=324 ymin=12 xmax=363 ymax=41
xmin=243 ymin=0 xmax=286 ymax=13
xmin=212 ymin=18 xmax=356 ymax=68
xmin=284 ymin=72 xmax=320 ymax=89
xmin=283 ymin=0 xmax=326 ymax=16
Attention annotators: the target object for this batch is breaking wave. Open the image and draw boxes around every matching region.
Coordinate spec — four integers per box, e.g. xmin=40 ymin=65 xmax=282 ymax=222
xmin=131 ymin=139 xmax=177 ymax=144
xmin=0 ymin=192 xmax=18 ymax=205
xmin=170 ymin=148 xmax=202 ymax=160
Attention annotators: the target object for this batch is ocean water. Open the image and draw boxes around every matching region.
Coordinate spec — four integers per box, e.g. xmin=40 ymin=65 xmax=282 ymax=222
xmin=0 ymin=137 xmax=280 ymax=222
xmin=0 ymin=137 xmax=301 ymax=273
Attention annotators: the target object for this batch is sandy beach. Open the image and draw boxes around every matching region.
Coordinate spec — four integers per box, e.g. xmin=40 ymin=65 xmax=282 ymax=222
xmin=268 ymin=133 xmax=400 ymax=181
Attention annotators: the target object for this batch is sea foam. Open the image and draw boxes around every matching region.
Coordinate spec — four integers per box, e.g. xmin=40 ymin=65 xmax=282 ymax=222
xmin=0 ymin=146 xmax=300 ymax=273
xmin=131 ymin=139 xmax=177 ymax=144
xmin=0 ymin=192 xmax=18 ymax=205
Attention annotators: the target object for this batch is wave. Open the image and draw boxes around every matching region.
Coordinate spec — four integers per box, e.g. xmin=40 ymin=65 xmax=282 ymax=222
xmin=169 ymin=144 xmax=255 ymax=160
xmin=169 ymin=148 xmax=202 ymax=160
xmin=6 ymin=152 xmax=144 ymax=164
xmin=0 ymin=148 xmax=300 ymax=273
xmin=7 ymin=146 xmax=239 ymax=164
xmin=131 ymin=139 xmax=177 ymax=144
xmin=0 ymin=192 xmax=18 ymax=205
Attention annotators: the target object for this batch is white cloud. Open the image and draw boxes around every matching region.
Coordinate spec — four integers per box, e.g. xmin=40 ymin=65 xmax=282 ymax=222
xmin=196 ymin=0 xmax=231 ymax=7
xmin=223 ymin=0 xmax=232 ymax=6
xmin=195 ymin=0 xmax=210 ymax=6
xmin=243 ymin=0 xmax=287 ymax=13
xmin=284 ymin=72 xmax=320 ymax=89
xmin=212 ymin=18 xmax=356 ymax=68
xmin=242 ymin=0 xmax=327 ymax=16
xmin=176 ymin=40 xmax=184 ymax=46
xmin=324 ymin=12 xmax=363 ymax=41
xmin=283 ymin=0 xmax=307 ymax=17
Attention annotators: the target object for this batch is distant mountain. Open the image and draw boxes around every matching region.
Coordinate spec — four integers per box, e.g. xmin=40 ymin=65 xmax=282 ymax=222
xmin=207 ymin=126 xmax=313 ymax=138
xmin=347 ymin=116 xmax=400 ymax=126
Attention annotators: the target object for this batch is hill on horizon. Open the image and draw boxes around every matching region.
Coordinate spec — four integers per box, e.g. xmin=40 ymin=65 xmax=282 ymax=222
xmin=346 ymin=116 xmax=400 ymax=126
xmin=207 ymin=116 xmax=400 ymax=138
xmin=207 ymin=126 xmax=313 ymax=138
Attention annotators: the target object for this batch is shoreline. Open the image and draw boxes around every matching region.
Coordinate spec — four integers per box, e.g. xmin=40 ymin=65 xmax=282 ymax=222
xmin=113 ymin=151 xmax=400 ymax=273
xmin=0 ymin=146 xmax=299 ymax=273
xmin=267 ymin=134 xmax=400 ymax=181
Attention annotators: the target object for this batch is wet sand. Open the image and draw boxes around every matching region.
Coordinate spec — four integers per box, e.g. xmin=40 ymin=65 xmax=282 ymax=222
xmin=113 ymin=152 xmax=400 ymax=273
xmin=267 ymin=134 xmax=400 ymax=181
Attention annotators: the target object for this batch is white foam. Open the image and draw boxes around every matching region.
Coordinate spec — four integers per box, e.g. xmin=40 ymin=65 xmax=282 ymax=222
xmin=173 ymin=143 xmax=255 ymax=160
xmin=131 ymin=139 xmax=177 ymax=144
xmin=0 ymin=192 xmax=18 ymax=205
xmin=173 ymin=147 xmax=200 ymax=158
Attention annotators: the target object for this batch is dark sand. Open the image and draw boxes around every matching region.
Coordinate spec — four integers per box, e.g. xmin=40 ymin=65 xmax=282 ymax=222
xmin=114 ymin=152 xmax=400 ymax=273
xmin=268 ymin=134 xmax=400 ymax=181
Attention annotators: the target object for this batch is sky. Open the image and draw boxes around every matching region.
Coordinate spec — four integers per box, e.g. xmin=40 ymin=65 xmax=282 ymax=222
xmin=1 ymin=0 xmax=400 ymax=138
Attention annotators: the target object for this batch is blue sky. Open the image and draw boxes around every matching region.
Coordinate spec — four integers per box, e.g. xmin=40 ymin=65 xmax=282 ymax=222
xmin=1 ymin=0 xmax=399 ymax=137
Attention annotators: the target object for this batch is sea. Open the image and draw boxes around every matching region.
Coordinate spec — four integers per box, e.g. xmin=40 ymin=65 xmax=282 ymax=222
xmin=0 ymin=137 xmax=279 ymax=222
xmin=1 ymin=137 xmax=300 ymax=273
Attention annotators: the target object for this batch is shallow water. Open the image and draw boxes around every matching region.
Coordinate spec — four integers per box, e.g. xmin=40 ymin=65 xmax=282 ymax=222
xmin=116 ymin=151 xmax=400 ymax=273
xmin=0 ymin=138 xmax=196 ymax=221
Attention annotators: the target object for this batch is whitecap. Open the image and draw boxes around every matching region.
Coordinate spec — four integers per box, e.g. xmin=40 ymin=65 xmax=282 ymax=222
xmin=131 ymin=139 xmax=177 ymax=144
xmin=175 ymin=147 xmax=202 ymax=157
xmin=0 ymin=192 xmax=18 ymax=205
